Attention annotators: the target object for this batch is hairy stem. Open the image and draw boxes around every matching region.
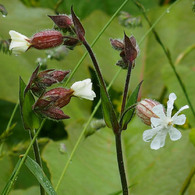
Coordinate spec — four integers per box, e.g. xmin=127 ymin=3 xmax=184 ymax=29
xmin=29 ymin=129 xmax=45 ymax=195
xmin=82 ymin=39 xmax=107 ymax=93
xmin=115 ymin=132 xmax=129 ymax=195
xmin=121 ymin=62 xmax=132 ymax=116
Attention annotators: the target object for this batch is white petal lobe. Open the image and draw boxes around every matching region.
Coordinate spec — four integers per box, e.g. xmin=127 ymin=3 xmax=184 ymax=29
xmin=168 ymin=126 xmax=182 ymax=141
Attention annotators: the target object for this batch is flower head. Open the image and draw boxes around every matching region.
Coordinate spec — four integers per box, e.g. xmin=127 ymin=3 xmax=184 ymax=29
xmin=71 ymin=79 xmax=96 ymax=100
xmin=142 ymin=93 xmax=189 ymax=150
xmin=9 ymin=30 xmax=64 ymax=55
xmin=9 ymin=30 xmax=31 ymax=55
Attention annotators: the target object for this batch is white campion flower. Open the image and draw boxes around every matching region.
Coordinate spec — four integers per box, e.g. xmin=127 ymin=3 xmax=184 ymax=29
xmin=9 ymin=30 xmax=31 ymax=55
xmin=143 ymin=93 xmax=189 ymax=150
xmin=71 ymin=79 xmax=96 ymax=100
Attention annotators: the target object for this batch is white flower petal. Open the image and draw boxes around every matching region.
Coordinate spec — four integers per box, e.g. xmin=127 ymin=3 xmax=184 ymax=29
xmin=152 ymin=104 xmax=166 ymax=119
xmin=143 ymin=127 xmax=161 ymax=142
xmin=166 ymin=93 xmax=177 ymax=118
xmin=151 ymin=117 xmax=162 ymax=128
xmin=71 ymin=79 xmax=96 ymax=100
xmin=172 ymin=114 xmax=186 ymax=125
xmin=172 ymin=105 xmax=189 ymax=119
xmin=9 ymin=30 xmax=31 ymax=54
xmin=150 ymin=130 xmax=167 ymax=150
xmin=168 ymin=126 xmax=182 ymax=141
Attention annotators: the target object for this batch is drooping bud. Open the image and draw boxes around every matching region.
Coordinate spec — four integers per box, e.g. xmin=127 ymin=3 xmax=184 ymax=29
xmin=110 ymin=38 xmax=124 ymax=51
xmin=39 ymin=106 xmax=70 ymax=120
xmin=33 ymin=88 xmax=74 ymax=110
xmin=136 ymin=99 xmax=161 ymax=126
xmin=25 ymin=65 xmax=70 ymax=96
xmin=30 ymin=30 xmax=63 ymax=50
xmin=48 ymin=15 xmax=73 ymax=29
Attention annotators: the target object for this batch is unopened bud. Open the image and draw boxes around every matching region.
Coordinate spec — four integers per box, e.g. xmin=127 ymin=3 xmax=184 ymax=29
xmin=30 ymin=30 xmax=63 ymax=49
xmin=48 ymin=15 xmax=73 ymax=29
xmin=110 ymin=38 xmax=124 ymax=50
xmin=40 ymin=107 xmax=70 ymax=120
xmin=33 ymin=88 xmax=73 ymax=110
xmin=37 ymin=69 xmax=70 ymax=87
xmin=63 ymin=37 xmax=80 ymax=49
xmin=136 ymin=99 xmax=161 ymax=126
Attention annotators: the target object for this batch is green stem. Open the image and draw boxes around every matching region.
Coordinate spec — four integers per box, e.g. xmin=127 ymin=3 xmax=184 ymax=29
xmin=175 ymin=44 xmax=195 ymax=65
xmin=115 ymin=132 xmax=128 ymax=195
xmin=133 ymin=0 xmax=195 ymax=118
xmin=5 ymin=102 xmax=19 ymax=132
xmin=179 ymin=166 xmax=195 ymax=195
xmin=3 ymin=120 xmax=45 ymax=195
xmin=64 ymin=0 xmax=129 ymax=86
xmin=29 ymin=129 xmax=45 ymax=195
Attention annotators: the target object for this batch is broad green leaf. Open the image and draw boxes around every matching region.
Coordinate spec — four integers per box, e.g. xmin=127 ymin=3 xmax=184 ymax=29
xmin=19 ymin=0 xmax=158 ymax=19
xmin=120 ymin=81 xmax=143 ymax=130
xmin=42 ymin=117 xmax=195 ymax=195
xmin=19 ymin=78 xmax=41 ymax=130
xmin=100 ymin=85 xmax=119 ymax=132
xmin=25 ymin=156 xmax=57 ymax=195
xmin=1 ymin=158 xmax=22 ymax=194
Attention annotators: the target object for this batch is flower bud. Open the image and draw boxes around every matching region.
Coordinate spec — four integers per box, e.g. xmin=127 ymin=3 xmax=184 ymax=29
xmin=30 ymin=30 xmax=63 ymax=49
xmin=136 ymin=99 xmax=161 ymax=126
xmin=48 ymin=15 xmax=73 ymax=29
xmin=40 ymin=107 xmax=70 ymax=120
xmin=110 ymin=38 xmax=124 ymax=50
xmin=63 ymin=37 xmax=80 ymax=49
xmin=33 ymin=88 xmax=74 ymax=110
xmin=37 ymin=69 xmax=70 ymax=87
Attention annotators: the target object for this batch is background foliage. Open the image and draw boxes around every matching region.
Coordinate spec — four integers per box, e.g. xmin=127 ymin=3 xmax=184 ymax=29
xmin=0 ymin=0 xmax=195 ymax=194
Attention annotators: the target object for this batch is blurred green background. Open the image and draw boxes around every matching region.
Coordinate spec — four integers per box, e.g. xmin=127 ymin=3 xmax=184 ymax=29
xmin=0 ymin=0 xmax=195 ymax=194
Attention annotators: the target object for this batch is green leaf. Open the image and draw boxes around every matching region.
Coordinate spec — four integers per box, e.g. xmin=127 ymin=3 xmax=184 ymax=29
xmin=42 ymin=118 xmax=195 ymax=195
xmin=25 ymin=156 xmax=57 ymax=195
xmin=1 ymin=158 xmax=22 ymax=194
xmin=120 ymin=81 xmax=143 ymax=130
xmin=100 ymin=85 xmax=119 ymax=132
xmin=19 ymin=78 xmax=41 ymax=130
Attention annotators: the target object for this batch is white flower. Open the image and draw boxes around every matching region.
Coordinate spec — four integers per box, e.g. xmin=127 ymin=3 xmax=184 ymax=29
xmin=71 ymin=79 xmax=96 ymax=100
xmin=143 ymin=93 xmax=189 ymax=150
xmin=9 ymin=30 xmax=31 ymax=55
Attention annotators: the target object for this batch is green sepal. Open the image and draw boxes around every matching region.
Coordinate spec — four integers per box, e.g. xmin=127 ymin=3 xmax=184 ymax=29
xmin=25 ymin=156 xmax=57 ymax=195
xmin=120 ymin=80 xmax=143 ymax=130
xmin=19 ymin=77 xmax=41 ymax=130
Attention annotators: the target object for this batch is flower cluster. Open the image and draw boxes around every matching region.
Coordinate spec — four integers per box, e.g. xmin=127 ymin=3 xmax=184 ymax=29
xmin=33 ymin=78 xmax=96 ymax=120
xmin=110 ymin=35 xmax=139 ymax=69
xmin=136 ymin=93 xmax=189 ymax=150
